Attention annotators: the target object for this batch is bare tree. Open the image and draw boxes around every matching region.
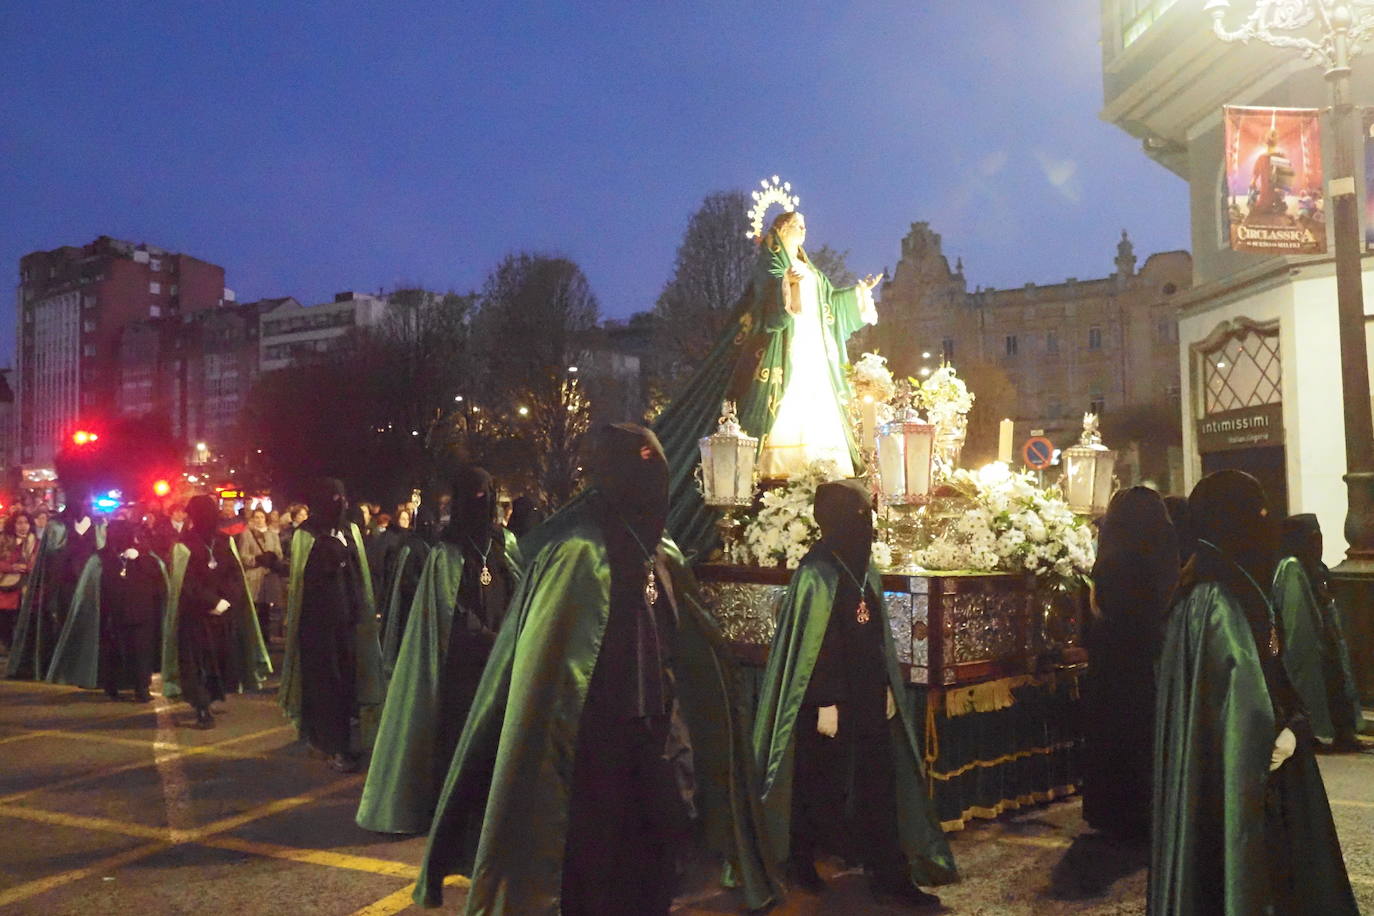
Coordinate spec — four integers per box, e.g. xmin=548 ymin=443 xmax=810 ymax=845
xmin=651 ymin=191 xmax=755 ymax=397
xmin=470 ymin=254 xmax=599 ymax=506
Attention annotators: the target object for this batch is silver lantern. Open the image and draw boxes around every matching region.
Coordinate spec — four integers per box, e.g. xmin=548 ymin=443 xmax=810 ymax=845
xmin=875 ymin=402 xmax=936 ymax=569
xmin=1062 ymin=412 xmax=1116 ymax=517
xmin=697 ymin=400 xmax=759 ymax=559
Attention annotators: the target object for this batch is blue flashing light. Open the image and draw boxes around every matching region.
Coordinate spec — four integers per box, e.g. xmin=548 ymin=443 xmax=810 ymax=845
xmin=94 ymin=497 xmax=120 ymax=511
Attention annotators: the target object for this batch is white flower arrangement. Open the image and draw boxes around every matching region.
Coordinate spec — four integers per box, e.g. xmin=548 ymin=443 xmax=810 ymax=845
xmin=847 ymin=352 xmax=897 ymax=405
xmin=736 ymin=459 xmax=845 ymax=569
xmin=913 ymin=463 xmax=1095 ymax=589
xmin=914 ymin=364 xmax=974 ymax=432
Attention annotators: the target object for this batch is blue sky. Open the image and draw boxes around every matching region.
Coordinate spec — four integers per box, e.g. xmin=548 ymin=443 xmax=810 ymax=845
xmin=1 ymin=1 xmax=1189 ymax=359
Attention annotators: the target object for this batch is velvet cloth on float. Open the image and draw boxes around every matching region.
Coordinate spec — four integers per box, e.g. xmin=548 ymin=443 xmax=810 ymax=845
xmin=751 ymin=544 xmax=957 ymax=889
xmin=412 ymin=495 xmax=778 ymax=914
xmin=161 ymin=532 xmax=271 ymax=705
xmin=357 ymin=527 xmax=523 ymax=834
xmin=649 ymin=238 xmax=871 ymax=561
xmin=279 ymin=524 xmax=384 ymax=756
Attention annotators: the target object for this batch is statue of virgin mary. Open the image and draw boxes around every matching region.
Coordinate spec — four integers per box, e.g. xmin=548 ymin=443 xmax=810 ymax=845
xmin=653 ymin=205 xmax=881 ymax=557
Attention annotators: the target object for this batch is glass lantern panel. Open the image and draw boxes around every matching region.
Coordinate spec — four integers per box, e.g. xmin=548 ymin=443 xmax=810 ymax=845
xmin=903 ymin=430 xmax=933 ymax=499
xmin=877 ymin=432 xmax=907 ymax=498
xmin=712 ymin=440 xmax=738 ymax=501
xmin=732 ymin=440 xmax=754 ymax=500
xmin=698 ymin=440 xmax=716 ymax=502
xmin=1092 ymin=452 xmax=1116 ymax=515
xmin=1064 ymin=452 xmax=1093 ymax=510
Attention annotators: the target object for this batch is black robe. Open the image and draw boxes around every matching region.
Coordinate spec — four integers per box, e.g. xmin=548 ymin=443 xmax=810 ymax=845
xmin=99 ymin=551 xmax=166 ymax=693
xmin=297 ymin=529 xmax=368 ymax=756
xmin=177 ymin=533 xmax=245 ymax=710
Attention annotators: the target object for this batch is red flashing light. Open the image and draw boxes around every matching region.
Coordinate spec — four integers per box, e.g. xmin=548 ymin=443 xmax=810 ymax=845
xmin=71 ymin=429 xmax=99 ymax=446
xmin=153 ymin=479 xmax=171 ymax=497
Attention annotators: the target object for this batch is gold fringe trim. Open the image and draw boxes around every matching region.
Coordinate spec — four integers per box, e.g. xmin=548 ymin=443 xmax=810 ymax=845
xmin=938 ymin=784 xmax=1080 ymax=832
xmin=944 ymin=672 xmax=1069 ymax=718
xmin=929 ymin=740 xmax=1078 ymax=782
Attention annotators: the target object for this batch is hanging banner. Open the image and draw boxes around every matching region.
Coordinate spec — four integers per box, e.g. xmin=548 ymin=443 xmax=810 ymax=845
xmin=1224 ymin=105 xmax=1325 ymax=254
xmin=1365 ymin=108 xmax=1373 ymax=250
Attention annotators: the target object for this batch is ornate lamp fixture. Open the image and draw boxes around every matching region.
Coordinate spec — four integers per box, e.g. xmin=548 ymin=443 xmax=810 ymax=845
xmin=1061 ymin=413 xmax=1117 ymax=517
xmin=697 ymin=400 xmax=759 ymax=558
xmin=875 ymin=389 xmax=936 ymax=569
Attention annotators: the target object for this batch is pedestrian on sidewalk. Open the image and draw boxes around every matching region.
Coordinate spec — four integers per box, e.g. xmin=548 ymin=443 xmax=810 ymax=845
xmin=1151 ymin=469 xmax=1357 ymax=915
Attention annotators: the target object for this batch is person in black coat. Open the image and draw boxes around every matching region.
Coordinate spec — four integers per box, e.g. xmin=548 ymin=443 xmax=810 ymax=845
xmin=99 ymin=520 xmax=166 ymax=703
xmin=178 ymin=495 xmax=246 ymax=729
xmin=1083 ymin=486 xmax=1179 ymax=842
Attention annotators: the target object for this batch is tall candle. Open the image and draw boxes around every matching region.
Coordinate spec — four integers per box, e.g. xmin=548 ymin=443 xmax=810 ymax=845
xmin=998 ymin=418 xmax=1014 ymax=464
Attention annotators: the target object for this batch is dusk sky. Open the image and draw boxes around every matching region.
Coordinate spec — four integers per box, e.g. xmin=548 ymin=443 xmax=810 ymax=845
xmin=1 ymin=2 xmax=1190 ymax=361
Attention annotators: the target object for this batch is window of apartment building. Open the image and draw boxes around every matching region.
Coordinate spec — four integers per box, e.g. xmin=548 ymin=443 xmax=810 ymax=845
xmin=941 ymin=337 xmax=955 ymax=361
xmin=83 ymin=344 xmax=96 ymax=357
xmin=149 ymin=305 xmax=162 ymax=318
xmin=82 ymin=320 xmax=96 ymax=333
xmin=1088 ymin=326 xmax=1102 ymax=349
xmin=1046 ymin=330 xmax=1059 ymax=354
xmin=169 ymin=284 xmax=178 ymax=296
xmin=1005 ymin=335 xmax=1018 ymax=357
xmin=149 ymin=282 xmax=161 ymax=294
xmin=84 ymin=294 xmax=97 ymax=309
xmin=150 ymin=259 xmax=162 ymax=272
xmin=1090 ymin=393 xmax=1105 ymax=414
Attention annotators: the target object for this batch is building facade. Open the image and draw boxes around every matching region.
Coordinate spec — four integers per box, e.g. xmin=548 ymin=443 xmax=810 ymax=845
xmin=15 ymin=237 xmax=232 ymax=467
xmin=257 ymin=291 xmax=390 ymax=373
xmin=871 ymin=222 xmax=1192 ymax=486
xmin=1099 ymin=0 xmax=1373 ymax=565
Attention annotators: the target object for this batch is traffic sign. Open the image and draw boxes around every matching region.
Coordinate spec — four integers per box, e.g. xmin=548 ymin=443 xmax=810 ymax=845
xmin=1022 ymin=436 xmax=1054 ymax=470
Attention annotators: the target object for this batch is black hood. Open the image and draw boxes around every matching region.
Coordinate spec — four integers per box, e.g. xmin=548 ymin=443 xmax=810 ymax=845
xmin=103 ymin=519 xmax=139 ymax=555
xmin=1182 ymin=470 xmax=1278 ymax=628
xmin=442 ymin=465 xmax=495 ymax=544
xmin=586 ymin=423 xmax=668 ymax=546
xmin=814 ymin=478 xmax=873 ymax=572
xmin=186 ymin=495 xmax=219 ymax=539
xmin=304 ymin=477 xmax=349 ymax=534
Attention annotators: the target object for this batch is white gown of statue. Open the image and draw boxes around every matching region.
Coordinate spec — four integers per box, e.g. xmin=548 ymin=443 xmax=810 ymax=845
xmin=758 ymin=259 xmax=869 ymax=480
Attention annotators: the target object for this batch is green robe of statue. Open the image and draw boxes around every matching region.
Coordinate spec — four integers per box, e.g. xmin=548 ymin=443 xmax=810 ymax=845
xmin=1151 ymin=582 xmax=1358 ymax=915
xmin=45 ymin=554 xmax=172 ymax=688
xmin=4 ymin=520 xmax=68 ymax=679
xmin=357 ymin=531 xmax=522 ymax=834
xmin=1272 ymin=557 xmax=1365 ymax=744
xmin=652 ymin=241 xmax=871 ymax=559
xmin=752 ymin=549 xmax=958 ymax=888
xmin=413 ymin=500 xmax=778 ymax=913
xmin=278 ymin=524 xmax=386 ymax=749
xmin=160 ymin=539 xmax=272 ymax=699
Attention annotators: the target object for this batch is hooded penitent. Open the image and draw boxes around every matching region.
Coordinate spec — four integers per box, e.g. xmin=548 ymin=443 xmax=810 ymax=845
xmin=1083 ymin=486 xmax=1178 ymax=841
xmin=1163 ymin=494 xmax=1195 ymax=567
xmin=357 ymin=465 xmax=524 ymax=835
xmin=1274 ymin=513 xmax=1365 ymax=745
xmin=186 ymin=495 xmax=220 ymax=541
xmin=303 ymin=478 xmax=348 ymax=535
xmin=1150 ymin=470 xmax=1357 ymax=916
xmin=413 ymin=422 xmax=778 ymax=913
xmin=751 ymin=477 xmax=957 ymax=893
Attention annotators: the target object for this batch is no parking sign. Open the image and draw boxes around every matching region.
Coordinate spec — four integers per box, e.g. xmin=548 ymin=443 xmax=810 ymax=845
xmin=1022 ymin=436 xmax=1054 ymax=470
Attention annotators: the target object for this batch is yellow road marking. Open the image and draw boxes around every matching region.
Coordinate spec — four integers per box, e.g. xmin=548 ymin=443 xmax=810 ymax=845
xmin=0 ymin=803 xmax=171 ymax=840
xmin=206 ymin=835 xmax=420 ymax=879
xmin=1330 ymin=798 xmax=1374 ymax=809
xmin=1351 ymin=874 xmax=1374 ymax=888
xmin=0 ymin=729 xmax=54 ymax=746
xmin=348 ymin=875 xmax=470 ymax=916
xmin=0 ymin=839 xmax=170 ymax=910
xmin=182 ymin=774 xmax=363 ymax=841
xmin=995 ymin=834 xmax=1073 ymax=849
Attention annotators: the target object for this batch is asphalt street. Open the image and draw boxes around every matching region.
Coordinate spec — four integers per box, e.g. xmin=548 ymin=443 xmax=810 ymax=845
xmin=1 ymin=663 xmax=1371 ymax=915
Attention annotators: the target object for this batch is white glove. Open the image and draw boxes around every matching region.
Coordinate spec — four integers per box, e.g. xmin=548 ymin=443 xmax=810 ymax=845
xmin=886 ymin=687 xmax=897 ymax=720
xmin=1270 ymin=727 xmax=1296 ymax=772
xmin=121 ymin=548 xmax=139 ymax=560
xmin=817 ymin=705 xmax=838 ymax=738
xmin=211 ymin=599 xmax=231 ymax=616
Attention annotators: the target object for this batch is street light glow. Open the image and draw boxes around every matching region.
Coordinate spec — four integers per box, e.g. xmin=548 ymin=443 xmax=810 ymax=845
xmin=518 ymin=406 xmax=530 ymax=416
xmin=922 ymin=351 xmax=931 ymax=359
xmin=455 ymin=395 xmax=464 ymax=402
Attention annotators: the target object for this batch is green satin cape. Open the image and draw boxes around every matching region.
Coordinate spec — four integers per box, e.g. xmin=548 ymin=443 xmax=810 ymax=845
xmin=4 ymin=520 xmax=68 ymax=679
xmin=278 ymin=525 xmax=385 ymax=749
xmin=380 ymin=537 xmax=431 ymax=676
xmin=160 ymin=539 xmax=272 ymax=699
xmin=357 ymin=531 xmax=523 ymax=834
xmin=1150 ymin=581 xmax=1358 ymax=915
xmin=652 ymin=242 xmax=869 ymax=560
xmin=1272 ymin=557 xmax=1365 ymax=743
xmin=45 ymin=554 xmax=173 ymax=688
xmin=413 ymin=503 xmax=779 ymax=913
xmin=752 ymin=550 xmax=958 ymax=887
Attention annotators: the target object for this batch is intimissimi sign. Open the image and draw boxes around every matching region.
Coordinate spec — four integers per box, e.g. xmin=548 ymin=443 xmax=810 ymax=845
xmin=1197 ymin=403 xmax=1284 ymax=453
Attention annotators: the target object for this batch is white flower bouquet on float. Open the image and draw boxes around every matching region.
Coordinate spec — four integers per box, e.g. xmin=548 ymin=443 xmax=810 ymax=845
xmin=734 ymin=459 xmax=892 ymax=570
xmin=913 ymin=462 xmax=1095 ymax=590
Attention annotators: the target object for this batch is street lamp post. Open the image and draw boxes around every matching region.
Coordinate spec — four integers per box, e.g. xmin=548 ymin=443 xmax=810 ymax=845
xmin=1206 ymin=1 xmax=1374 ymax=699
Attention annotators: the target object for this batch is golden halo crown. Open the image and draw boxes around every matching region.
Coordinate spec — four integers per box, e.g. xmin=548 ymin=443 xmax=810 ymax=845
xmin=745 ymin=175 xmax=801 ymax=240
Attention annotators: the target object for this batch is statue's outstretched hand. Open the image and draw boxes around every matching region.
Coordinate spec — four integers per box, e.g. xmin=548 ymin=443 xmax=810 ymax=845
xmin=859 ymin=272 xmax=883 ymax=291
